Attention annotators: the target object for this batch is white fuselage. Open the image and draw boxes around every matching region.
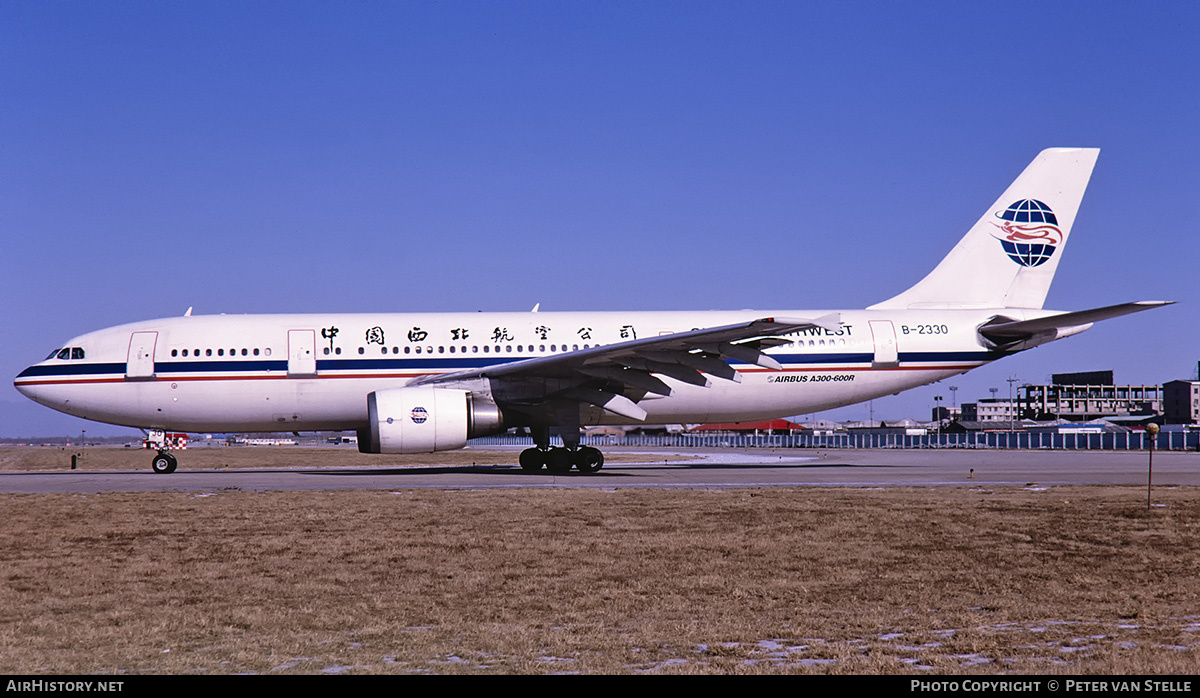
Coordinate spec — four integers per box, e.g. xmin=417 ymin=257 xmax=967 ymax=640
xmin=14 ymin=308 xmax=1030 ymax=433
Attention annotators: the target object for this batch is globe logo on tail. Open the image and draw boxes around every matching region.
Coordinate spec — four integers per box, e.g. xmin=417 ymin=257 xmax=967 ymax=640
xmin=992 ymin=199 xmax=1062 ymax=267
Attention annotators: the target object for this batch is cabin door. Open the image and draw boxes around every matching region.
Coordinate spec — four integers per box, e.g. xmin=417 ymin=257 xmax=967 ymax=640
xmin=126 ymin=331 xmax=158 ymax=380
xmin=288 ymin=329 xmax=318 ymax=377
xmin=868 ymin=320 xmax=899 ymax=369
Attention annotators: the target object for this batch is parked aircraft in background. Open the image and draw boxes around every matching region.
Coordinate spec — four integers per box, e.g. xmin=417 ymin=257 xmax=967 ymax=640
xmin=15 ymin=148 xmax=1170 ymax=473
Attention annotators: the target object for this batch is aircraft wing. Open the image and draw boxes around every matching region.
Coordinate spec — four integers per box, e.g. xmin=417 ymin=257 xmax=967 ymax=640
xmin=978 ymin=301 xmax=1173 ymax=344
xmin=406 ymin=314 xmax=841 ymax=421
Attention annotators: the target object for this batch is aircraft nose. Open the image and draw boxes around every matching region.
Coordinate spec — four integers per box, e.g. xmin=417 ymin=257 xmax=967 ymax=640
xmin=15 ymin=366 xmax=34 ymax=392
xmin=14 ymin=365 xmax=50 ymax=404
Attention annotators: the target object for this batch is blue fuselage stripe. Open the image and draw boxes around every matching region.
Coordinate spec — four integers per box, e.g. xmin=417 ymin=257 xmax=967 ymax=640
xmin=17 ymin=350 xmax=1002 ymax=380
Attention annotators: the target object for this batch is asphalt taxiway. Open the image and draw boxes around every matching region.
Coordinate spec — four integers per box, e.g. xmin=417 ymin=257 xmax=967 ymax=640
xmin=0 ymin=448 xmax=1196 ymax=493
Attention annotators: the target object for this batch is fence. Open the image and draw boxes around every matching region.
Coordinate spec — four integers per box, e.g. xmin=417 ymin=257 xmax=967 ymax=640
xmin=470 ymin=430 xmax=1200 ymax=451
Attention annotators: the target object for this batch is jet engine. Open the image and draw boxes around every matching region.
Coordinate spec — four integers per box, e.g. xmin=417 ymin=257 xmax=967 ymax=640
xmin=359 ymin=387 xmax=504 ymax=454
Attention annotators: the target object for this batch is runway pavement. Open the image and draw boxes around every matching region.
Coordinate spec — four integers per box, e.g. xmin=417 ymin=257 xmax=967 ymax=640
xmin=1 ymin=447 xmax=1197 ymax=493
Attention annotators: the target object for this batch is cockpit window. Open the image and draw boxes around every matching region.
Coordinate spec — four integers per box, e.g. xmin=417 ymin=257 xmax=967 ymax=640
xmin=47 ymin=347 xmax=85 ymax=360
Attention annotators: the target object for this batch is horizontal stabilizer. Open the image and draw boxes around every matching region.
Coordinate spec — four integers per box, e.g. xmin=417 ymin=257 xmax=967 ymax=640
xmin=978 ymin=301 xmax=1173 ymax=344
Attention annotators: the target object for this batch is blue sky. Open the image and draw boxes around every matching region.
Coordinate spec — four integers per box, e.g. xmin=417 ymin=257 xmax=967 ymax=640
xmin=2 ymin=1 xmax=1198 ymax=437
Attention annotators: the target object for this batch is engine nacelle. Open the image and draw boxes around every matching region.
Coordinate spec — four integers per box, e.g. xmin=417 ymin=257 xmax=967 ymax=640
xmin=360 ymin=387 xmax=504 ymax=454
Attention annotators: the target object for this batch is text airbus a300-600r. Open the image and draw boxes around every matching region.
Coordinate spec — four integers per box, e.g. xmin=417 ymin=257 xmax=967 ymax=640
xmin=15 ymin=149 xmax=1170 ymax=473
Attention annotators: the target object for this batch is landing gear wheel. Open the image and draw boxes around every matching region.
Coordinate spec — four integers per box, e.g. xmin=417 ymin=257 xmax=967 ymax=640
xmin=574 ymin=446 xmax=604 ymax=474
xmin=546 ymin=447 xmax=575 ymax=474
xmin=151 ymin=452 xmax=177 ymax=474
xmin=519 ymin=448 xmax=545 ymax=473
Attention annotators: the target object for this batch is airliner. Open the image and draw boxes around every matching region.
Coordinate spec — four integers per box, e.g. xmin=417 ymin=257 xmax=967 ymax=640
xmin=14 ymin=148 xmax=1170 ymax=474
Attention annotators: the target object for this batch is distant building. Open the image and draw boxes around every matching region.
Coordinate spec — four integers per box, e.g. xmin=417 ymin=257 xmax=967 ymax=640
xmin=1019 ymin=374 xmax=1161 ymax=421
xmin=847 ymin=422 xmax=928 ymax=437
xmin=945 ymin=419 xmax=1038 ymax=434
xmin=931 ymin=406 xmax=961 ymax=422
xmin=690 ymin=419 xmax=806 ymax=434
xmin=1163 ymin=380 xmax=1200 ymax=424
xmin=961 ymin=398 xmax=1018 ymax=423
xmin=1052 ymin=370 xmax=1114 ymax=386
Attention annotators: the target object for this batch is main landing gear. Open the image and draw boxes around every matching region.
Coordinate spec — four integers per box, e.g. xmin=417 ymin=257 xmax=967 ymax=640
xmin=151 ymin=451 xmax=178 ymax=474
xmin=519 ymin=446 xmax=605 ymax=474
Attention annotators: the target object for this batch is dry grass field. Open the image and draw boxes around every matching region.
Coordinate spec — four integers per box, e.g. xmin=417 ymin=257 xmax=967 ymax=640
xmin=1 ymin=446 xmax=1198 ymax=675
xmin=0 ymin=444 xmax=663 ymax=471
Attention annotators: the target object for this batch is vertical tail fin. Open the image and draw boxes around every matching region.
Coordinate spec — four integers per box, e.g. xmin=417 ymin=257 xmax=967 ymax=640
xmin=870 ymin=148 xmax=1100 ymax=310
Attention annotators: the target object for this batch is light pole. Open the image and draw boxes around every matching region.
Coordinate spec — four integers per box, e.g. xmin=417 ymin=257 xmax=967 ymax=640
xmin=1007 ymin=376 xmax=1019 ymax=432
xmin=934 ymin=395 xmax=943 ymax=437
xmin=949 ymin=385 xmax=958 ymax=421
xmin=1146 ymin=422 xmax=1160 ymax=512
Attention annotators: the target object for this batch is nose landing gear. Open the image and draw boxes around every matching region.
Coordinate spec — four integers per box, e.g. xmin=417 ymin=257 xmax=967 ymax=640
xmin=151 ymin=451 xmax=178 ymax=474
xmin=144 ymin=430 xmax=183 ymax=474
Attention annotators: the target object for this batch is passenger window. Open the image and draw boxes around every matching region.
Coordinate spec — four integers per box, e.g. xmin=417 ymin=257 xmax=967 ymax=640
xmin=253 ymin=348 xmax=260 ymax=356
xmin=171 ymin=349 xmax=179 ymax=357
xmin=241 ymin=348 xmax=248 ymax=356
